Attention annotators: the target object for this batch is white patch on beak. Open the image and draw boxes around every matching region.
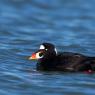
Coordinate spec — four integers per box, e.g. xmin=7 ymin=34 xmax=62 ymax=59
xmin=36 ymin=52 xmax=44 ymax=59
xmin=39 ymin=45 xmax=45 ymax=49
xmin=55 ymin=48 xmax=57 ymax=54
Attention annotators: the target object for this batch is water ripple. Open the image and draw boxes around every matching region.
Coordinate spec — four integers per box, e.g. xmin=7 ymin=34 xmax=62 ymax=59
xmin=0 ymin=0 xmax=95 ymax=95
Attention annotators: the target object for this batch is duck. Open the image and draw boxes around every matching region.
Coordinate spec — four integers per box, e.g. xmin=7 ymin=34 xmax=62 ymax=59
xmin=29 ymin=43 xmax=95 ymax=72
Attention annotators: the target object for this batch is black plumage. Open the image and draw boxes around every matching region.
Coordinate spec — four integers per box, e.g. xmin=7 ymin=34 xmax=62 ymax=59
xmin=29 ymin=43 xmax=95 ymax=72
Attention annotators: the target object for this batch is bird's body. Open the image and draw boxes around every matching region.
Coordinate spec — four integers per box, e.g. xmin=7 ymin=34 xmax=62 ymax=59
xmin=29 ymin=43 xmax=95 ymax=72
xmin=37 ymin=52 xmax=95 ymax=72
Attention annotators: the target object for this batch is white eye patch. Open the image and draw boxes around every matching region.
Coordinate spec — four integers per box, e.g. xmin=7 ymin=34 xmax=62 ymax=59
xmin=39 ymin=45 xmax=45 ymax=49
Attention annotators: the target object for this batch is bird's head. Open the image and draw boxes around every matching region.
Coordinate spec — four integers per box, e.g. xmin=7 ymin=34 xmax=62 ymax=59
xmin=29 ymin=43 xmax=57 ymax=60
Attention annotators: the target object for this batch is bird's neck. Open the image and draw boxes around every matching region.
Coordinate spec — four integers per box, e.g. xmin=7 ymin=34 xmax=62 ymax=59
xmin=37 ymin=56 xmax=57 ymax=71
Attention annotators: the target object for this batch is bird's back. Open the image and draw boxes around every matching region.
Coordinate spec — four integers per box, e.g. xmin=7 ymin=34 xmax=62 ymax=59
xmin=55 ymin=52 xmax=95 ymax=72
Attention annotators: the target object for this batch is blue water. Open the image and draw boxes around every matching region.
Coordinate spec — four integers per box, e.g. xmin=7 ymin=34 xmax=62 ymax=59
xmin=0 ymin=0 xmax=95 ymax=95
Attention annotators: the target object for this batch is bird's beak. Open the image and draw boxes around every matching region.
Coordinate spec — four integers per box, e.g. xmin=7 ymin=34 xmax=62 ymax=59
xmin=29 ymin=53 xmax=37 ymax=60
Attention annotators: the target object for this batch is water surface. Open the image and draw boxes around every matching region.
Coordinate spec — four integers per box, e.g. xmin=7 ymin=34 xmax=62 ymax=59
xmin=0 ymin=0 xmax=95 ymax=95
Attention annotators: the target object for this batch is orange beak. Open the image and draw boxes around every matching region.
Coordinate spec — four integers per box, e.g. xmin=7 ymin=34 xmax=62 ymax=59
xmin=29 ymin=53 xmax=37 ymax=60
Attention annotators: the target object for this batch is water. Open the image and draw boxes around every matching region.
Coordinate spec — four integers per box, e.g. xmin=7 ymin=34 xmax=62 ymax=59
xmin=0 ymin=0 xmax=95 ymax=95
